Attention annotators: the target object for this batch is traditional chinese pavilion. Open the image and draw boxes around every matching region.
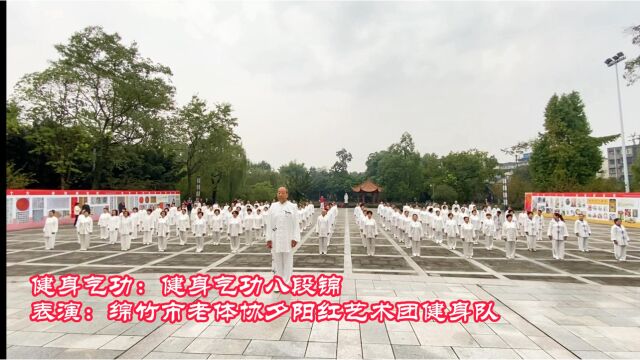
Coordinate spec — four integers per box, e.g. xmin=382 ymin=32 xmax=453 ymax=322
xmin=352 ymin=180 xmax=383 ymax=204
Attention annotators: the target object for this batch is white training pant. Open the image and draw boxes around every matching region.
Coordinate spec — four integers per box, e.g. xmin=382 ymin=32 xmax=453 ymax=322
xmin=319 ymin=236 xmax=329 ymax=254
xmin=195 ymin=236 xmax=204 ymax=252
xmin=614 ymin=244 xmax=627 ymax=261
xmin=212 ymin=231 xmax=221 ymax=245
xmin=157 ymin=236 xmax=168 ymax=251
xmin=446 ymin=234 xmax=457 ymax=249
xmin=552 ymin=240 xmax=565 ymax=259
xmin=79 ymin=233 xmax=91 ymax=250
xmin=132 ymin=224 xmax=138 ymax=239
xmin=405 ymin=233 xmax=411 ymax=248
xmin=411 ymin=239 xmax=421 ymax=257
xmin=578 ymin=237 xmax=589 ymax=251
xmin=365 ymin=237 xmax=376 ymax=256
xmin=505 ymin=241 xmax=516 ymax=259
xmin=143 ymin=231 xmax=153 ymax=245
xmin=272 ymin=251 xmax=293 ymax=283
xmin=485 ymin=234 xmax=493 ymax=250
xmin=230 ymin=235 xmax=241 ymax=252
xmin=179 ymin=230 xmax=188 ymax=245
xmin=44 ymin=235 xmax=56 ymax=250
xmin=109 ymin=230 xmax=118 ymax=244
xmin=526 ymin=235 xmax=536 ymax=250
xmin=120 ymin=234 xmax=131 ymax=250
xmin=463 ymin=240 xmax=473 ymax=258
xmin=434 ymin=230 xmax=443 ymax=244
xmin=100 ymin=226 xmax=108 ymax=240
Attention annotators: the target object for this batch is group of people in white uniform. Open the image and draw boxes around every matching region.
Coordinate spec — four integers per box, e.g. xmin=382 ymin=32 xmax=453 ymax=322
xmin=350 ymin=202 xmax=631 ymax=261
xmin=42 ymin=200 xmax=316 ymax=255
xmin=41 ymin=199 xmax=632 ymax=263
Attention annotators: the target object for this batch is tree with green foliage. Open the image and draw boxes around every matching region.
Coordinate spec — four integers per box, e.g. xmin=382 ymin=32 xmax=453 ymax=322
xmin=624 ymin=24 xmax=640 ymax=86
xmin=529 ymin=92 xmax=618 ymax=191
xmin=631 ymin=155 xmax=640 ymax=191
xmin=432 ymin=184 xmax=457 ymax=204
xmin=171 ymin=96 xmax=239 ymax=198
xmin=6 ymin=162 xmax=36 ymax=189
xmin=13 ymin=26 xmax=175 ymax=189
xmin=279 ymin=161 xmax=312 ymax=201
xmin=375 ymin=133 xmax=423 ymax=201
xmin=440 ymin=150 xmax=498 ymax=203
xmin=26 ymin=122 xmax=93 ymax=189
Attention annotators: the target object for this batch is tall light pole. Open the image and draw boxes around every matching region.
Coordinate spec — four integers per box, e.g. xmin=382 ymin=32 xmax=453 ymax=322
xmin=605 ymin=52 xmax=630 ymax=192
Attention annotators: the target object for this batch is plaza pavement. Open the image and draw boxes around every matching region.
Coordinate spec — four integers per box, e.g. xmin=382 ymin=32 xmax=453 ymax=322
xmin=6 ymin=209 xmax=640 ymax=359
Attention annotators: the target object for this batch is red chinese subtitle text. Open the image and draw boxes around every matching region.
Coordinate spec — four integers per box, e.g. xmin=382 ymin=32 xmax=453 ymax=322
xmin=29 ymin=273 xmax=500 ymax=324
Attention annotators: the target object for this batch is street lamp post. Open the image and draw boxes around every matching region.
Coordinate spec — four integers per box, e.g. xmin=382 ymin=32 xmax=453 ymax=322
xmin=605 ymin=52 xmax=630 ymax=193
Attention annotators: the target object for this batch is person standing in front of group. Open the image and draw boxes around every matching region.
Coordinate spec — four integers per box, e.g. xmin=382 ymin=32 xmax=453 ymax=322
xmin=266 ymin=187 xmax=300 ymax=284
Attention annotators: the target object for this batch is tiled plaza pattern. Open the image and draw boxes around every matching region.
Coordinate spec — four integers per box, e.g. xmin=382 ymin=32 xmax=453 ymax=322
xmin=6 ymin=209 xmax=640 ymax=359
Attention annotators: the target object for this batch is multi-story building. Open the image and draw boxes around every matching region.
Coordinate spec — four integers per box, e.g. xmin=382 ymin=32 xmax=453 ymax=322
xmin=607 ymin=143 xmax=639 ymax=183
xmin=497 ymin=152 xmax=531 ymax=171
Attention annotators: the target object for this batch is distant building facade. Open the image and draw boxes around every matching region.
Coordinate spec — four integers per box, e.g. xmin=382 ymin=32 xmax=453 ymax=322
xmin=497 ymin=152 xmax=531 ymax=171
xmin=606 ymin=144 xmax=639 ymax=183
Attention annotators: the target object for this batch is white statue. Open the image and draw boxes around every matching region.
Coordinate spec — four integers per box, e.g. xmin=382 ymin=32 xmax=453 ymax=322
xmin=344 ymin=193 xmax=349 ymax=204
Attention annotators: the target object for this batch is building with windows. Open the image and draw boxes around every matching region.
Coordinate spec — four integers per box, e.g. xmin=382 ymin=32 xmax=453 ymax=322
xmin=606 ymin=143 xmax=639 ymax=183
xmin=497 ymin=152 xmax=531 ymax=171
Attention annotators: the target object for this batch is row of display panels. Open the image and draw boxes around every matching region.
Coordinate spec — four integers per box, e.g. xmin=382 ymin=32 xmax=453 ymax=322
xmin=6 ymin=190 xmax=181 ymax=231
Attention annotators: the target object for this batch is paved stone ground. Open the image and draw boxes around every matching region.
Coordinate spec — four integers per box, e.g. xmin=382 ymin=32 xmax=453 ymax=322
xmin=6 ymin=209 xmax=640 ymax=359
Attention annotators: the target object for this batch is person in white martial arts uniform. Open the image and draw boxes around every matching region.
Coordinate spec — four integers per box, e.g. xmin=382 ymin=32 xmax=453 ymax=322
xmin=119 ymin=210 xmax=133 ymax=251
xmin=254 ymin=208 xmax=264 ymax=242
xmin=460 ymin=216 xmax=475 ymax=259
xmin=502 ymin=213 xmax=518 ymax=259
xmin=470 ymin=209 xmax=481 ymax=245
xmin=574 ymin=213 xmax=592 ymax=252
xmin=177 ymin=208 xmax=191 ymax=246
xmin=98 ymin=207 xmax=110 ymax=241
xmin=77 ymin=210 xmax=93 ymax=251
xmin=209 ymin=208 xmax=223 ymax=245
xmin=227 ymin=210 xmax=244 ymax=253
xmin=43 ymin=210 xmax=59 ymax=250
xmin=129 ymin=207 xmax=140 ymax=240
xmin=432 ymin=209 xmax=444 ymax=244
xmin=611 ymin=218 xmax=630 ymax=261
xmin=266 ymin=187 xmax=301 ymax=284
xmin=444 ymin=212 xmax=459 ymax=250
xmin=316 ymin=208 xmax=331 ymax=255
xmin=193 ymin=211 xmax=207 ymax=253
xmin=481 ymin=212 xmax=496 ymax=250
xmin=408 ymin=213 xmax=424 ymax=257
xmin=169 ymin=204 xmax=178 ymax=236
xmin=141 ymin=208 xmax=155 ymax=245
xmin=516 ymin=211 xmax=527 ymax=238
xmin=402 ymin=210 xmax=412 ymax=249
xmin=363 ymin=210 xmax=378 ymax=256
xmin=525 ymin=211 xmax=537 ymax=251
xmin=533 ymin=209 xmax=544 ymax=243
xmin=547 ymin=213 xmax=569 ymax=260
xmin=156 ymin=211 xmax=170 ymax=252
xmin=108 ymin=209 xmax=120 ymax=245
xmin=494 ymin=210 xmax=503 ymax=240
xmin=244 ymin=208 xmax=256 ymax=245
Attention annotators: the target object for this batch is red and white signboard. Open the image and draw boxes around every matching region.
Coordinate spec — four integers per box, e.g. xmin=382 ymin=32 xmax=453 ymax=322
xmin=6 ymin=189 xmax=181 ymax=231
xmin=525 ymin=192 xmax=640 ymax=228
